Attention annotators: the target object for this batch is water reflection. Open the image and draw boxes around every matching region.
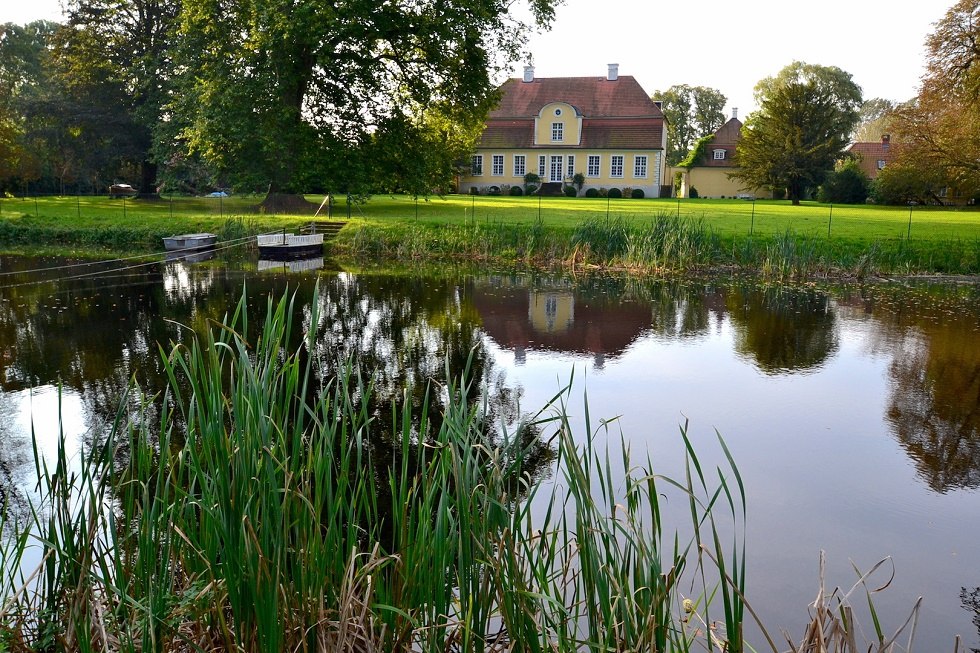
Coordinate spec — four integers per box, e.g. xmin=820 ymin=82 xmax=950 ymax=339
xmin=728 ymin=285 xmax=839 ymax=375
xmin=962 ymin=586 xmax=980 ymax=653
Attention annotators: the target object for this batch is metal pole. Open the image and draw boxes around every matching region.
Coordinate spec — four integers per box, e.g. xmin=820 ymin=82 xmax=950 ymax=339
xmin=76 ymin=190 xmax=80 ymax=219
xmin=676 ymin=195 xmax=680 ymax=218
xmin=170 ymin=194 xmax=174 ymax=219
xmin=415 ymin=197 xmax=418 ymax=222
xmin=34 ymin=194 xmax=38 ymax=217
xmin=750 ymin=200 xmax=755 ymax=236
xmin=219 ymin=194 xmax=223 ymax=218
xmin=827 ymin=204 xmax=833 ymax=238
xmin=907 ymin=203 xmax=913 ymax=241
xmin=123 ymin=196 xmax=127 ymax=219
xmin=538 ymin=193 xmax=541 ymax=221
xmin=606 ymin=194 xmax=610 ymax=219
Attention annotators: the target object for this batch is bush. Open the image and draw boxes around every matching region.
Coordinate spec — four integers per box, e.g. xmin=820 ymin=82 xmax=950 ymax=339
xmin=563 ymin=185 xmax=577 ymax=197
xmin=607 ymin=187 xmax=622 ymax=199
xmin=598 ymin=187 xmax=608 ymax=198
xmin=469 ymin=186 xmax=480 ymax=196
xmin=817 ymin=161 xmax=870 ymax=204
xmin=526 ymin=184 xmax=538 ymax=195
xmin=622 ymin=187 xmax=633 ymax=198
xmin=631 ymin=188 xmax=645 ymax=199
xmin=585 ymin=187 xmax=599 ymax=198
xmin=487 ymin=185 xmax=501 ymax=196
xmin=689 ymin=186 xmax=699 ymax=199
xmin=509 ymin=185 xmax=523 ymax=196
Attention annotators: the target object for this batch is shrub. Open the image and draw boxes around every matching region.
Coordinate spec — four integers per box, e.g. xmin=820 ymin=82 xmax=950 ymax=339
xmin=487 ymin=185 xmax=501 ymax=196
xmin=631 ymin=188 xmax=645 ymax=199
xmin=818 ymin=160 xmax=870 ymax=204
xmin=526 ymin=184 xmax=538 ymax=195
xmin=585 ymin=188 xmax=599 ymax=198
xmin=572 ymin=172 xmax=585 ymax=192
xmin=622 ymin=187 xmax=633 ymax=198
xmin=607 ymin=187 xmax=622 ymax=199
xmin=598 ymin=187 xmax=608 ymax=198
xmin=523 ymin=172 xmax=541 ymax=194
xmin=469 ymin=186 xmax=480 ymax=196
xmin=563 ymin=185 xmax=577 ymax=197
xmin=509 ymin=185 xmax=523 ymax=196
xmin=689 ymin=186 xmax=699 ymax=199
xmin=499 ymin=184 xmax=512 ymax=195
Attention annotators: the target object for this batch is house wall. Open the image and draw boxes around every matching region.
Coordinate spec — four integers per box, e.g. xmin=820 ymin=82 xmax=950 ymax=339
xmin=461 ymin=149 xmax=663 ymax=197
xmin=674 ymin=167 xmax=769 ymax=199
xmin=534 ymin=103 xmax=583 ymax=145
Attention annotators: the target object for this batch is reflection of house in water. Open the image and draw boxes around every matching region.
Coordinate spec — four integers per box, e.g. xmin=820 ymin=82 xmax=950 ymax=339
xmin=471 ymin=277 xmax=650 ymax=368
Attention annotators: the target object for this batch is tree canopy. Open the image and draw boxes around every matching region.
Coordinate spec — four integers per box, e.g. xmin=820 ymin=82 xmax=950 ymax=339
xmin=889 ymin=0 xmax=980 ymax=201
xmin=754 ymin=61 xmax=862 ymax=140
xmin=653 ymin=84 xmax=726 ymax=166
xmin=170 ymin=0 xmax=558 ymax=195
xmin=733 ymin=78 xmax=855 ymax=205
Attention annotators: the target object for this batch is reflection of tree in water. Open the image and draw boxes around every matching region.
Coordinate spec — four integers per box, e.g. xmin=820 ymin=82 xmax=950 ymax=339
xmin=727 ymin=285 xmax=839 ymax=374
xmin=862 ymin=285 xmax=980 ymax=492
xmin=0 ymin=391 xmax=30 ymax=522
xmin=0 ymin=261 xmax=554 ymax=519
xmin=961 ymin=586 xmax=980 ymax=653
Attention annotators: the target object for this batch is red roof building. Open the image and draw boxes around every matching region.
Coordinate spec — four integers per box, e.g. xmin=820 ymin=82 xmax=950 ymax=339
xmin=460 ymin=65 xmax=667 ymax=197
xmin=845 ymin=135 xmax=895 ymax=180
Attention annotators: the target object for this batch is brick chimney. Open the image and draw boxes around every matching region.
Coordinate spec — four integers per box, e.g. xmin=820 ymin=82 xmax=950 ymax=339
xmin=523 ymin=65 xmax=534 ymax=83
xmin=607 ymin=63 xmax=619 ymax=81
xmin=882 ymin=134 xmax=890 ymax=148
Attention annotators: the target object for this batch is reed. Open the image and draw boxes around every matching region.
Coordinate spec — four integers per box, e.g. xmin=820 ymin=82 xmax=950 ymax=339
xmin=0 ymin=287 xmax=928 ymax=652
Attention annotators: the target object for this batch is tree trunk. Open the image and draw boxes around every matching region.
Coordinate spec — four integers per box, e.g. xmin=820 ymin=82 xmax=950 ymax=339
xmin=259 ymin=192 xmax=319 ymax=214
xmin=139 ymin=159 xmax=160 ymax=199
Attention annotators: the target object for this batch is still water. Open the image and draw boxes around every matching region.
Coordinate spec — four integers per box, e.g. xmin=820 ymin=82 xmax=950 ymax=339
xmin=1 ymin=252 xmax=979 ymax=648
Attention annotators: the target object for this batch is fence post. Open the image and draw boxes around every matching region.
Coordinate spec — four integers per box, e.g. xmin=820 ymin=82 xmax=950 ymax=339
xmin=123 ymin=196 xmax=127 ymax=219
xmin=907 ymin=203 xmax=914 ymax=241
xmin=827 ymin=203 xmax=833 ymax=238
xmin=750 ymin=199 xmax=755 ymax=236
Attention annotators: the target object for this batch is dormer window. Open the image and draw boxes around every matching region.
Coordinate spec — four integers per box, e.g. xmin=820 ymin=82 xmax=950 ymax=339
xmin=713 ymin=149 xmax=726 ymax=160
xmin=551 ymin=122 xmax=563 ymax=142
xmin=877 ymin=160 xmax=886 ymax=170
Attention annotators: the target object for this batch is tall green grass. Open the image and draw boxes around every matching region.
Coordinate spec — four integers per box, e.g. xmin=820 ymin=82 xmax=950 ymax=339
xmin=0 ymin=287 xmax=925 ymax=652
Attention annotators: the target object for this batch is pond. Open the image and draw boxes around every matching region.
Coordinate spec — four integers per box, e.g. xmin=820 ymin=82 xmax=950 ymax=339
xmin=1 ymin=251 xmax=979 ymax=649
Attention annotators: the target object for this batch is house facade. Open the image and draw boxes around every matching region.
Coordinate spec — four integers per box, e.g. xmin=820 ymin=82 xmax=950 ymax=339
xmin=845 ymin=134 xmax=894 ymax=180
xmin=674 ymin=114 xmax=769 ymax=199
xmin=459 ymin=65 xmax=667 ymax=197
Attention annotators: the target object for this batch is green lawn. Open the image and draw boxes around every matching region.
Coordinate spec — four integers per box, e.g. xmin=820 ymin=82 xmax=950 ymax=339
xmin=2 ymin=193 xmax=979 ymax=275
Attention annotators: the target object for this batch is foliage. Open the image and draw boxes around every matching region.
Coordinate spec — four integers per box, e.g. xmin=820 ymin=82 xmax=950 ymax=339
xmin=631 ymin=188 xmax=645 ymax=199
xmin=572 ymin=171 xmax=585 ymax=191
xmin=818 ymin=159 xmax=870 ymax=204
xmin=523 ymin=171 xmax=540 ymax=193
xmin=733 ymin=80 xmax=854 ymax=205
xmin=677 ymin=134 xmax=714 ymax=168
xmin=889 ymin=0 xmax=980 ymax=200
xmin=689 ymin=186 xmax=699 ymax=199
xmin=172 ymin=0 xmax=558 ymax=194
xmin=654 ymin=84 xmax=727 ymax=165
xmin=509 ymin=185 xmax=523 ymax=196
xmin=870 ymin=161 xmax=947 ymax=205
xmin=563 ymin=185 xmax=577 ymax=197
xmin=585 ymin=187 xmax=599 ymax=198
xmin=487 ymin=185 xmax=501 ymax=196
xmin=854 ymin=97 xmax=898 ymax=142
xmin=753 ymin=61 xmax=863 ymax=141
xmin=607 ymin=187 xmax=622 ymax=198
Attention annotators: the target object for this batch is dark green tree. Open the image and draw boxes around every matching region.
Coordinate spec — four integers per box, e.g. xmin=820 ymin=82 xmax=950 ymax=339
xmin=653 ymin=84 xmax=727 ymax=165
xmin=58 ymin=0 xmax=182 ymax=195
xmin=733 ymin=80 xmax=855 ymax=205
xmin=753 ymin=61 xmax=862 ymax=140
xmin=817 ymin=159 xmax=870 ymax=204
xmin=170 ymin=0 xmax=557 ymax=204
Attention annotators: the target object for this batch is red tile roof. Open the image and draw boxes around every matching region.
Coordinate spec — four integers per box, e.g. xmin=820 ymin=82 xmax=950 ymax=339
xmin=694 ymin=117 xmax=742 ymax=168
xmin=490 ymin=76 xmax=664 ymax=119
xmin=478 ymin=75 xmax=665 ymax=150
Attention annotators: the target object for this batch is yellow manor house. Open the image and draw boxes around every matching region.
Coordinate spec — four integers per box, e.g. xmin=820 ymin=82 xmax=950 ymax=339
xmin=459 ymin=65 xmax=668 ymax=198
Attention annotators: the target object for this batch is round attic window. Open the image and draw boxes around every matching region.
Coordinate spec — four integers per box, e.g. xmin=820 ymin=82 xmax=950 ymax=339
xmin=554 ymin=108 xmax=562 ymax=116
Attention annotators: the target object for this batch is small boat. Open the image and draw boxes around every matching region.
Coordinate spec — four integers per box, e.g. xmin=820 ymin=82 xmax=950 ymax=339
xmin=256 ymin=232 xmax=324 ymax=260
xmin=257 ymin=257 xmax=324 ymax=272
xmin=166 ymin=249 xmax=215 ymax=263
xmin=163 ymin=233 xmax=217 ymax=251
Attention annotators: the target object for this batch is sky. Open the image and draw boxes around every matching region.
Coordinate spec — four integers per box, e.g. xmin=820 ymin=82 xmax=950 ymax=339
xmin=1 ymin=0 xmax=954 ymax=118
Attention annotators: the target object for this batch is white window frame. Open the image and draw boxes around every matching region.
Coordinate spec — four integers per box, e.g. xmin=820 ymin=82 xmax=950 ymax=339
xmin=538 ymin=155 xmax=546 ymax=177
xmin=610 ymin=155 xmax=624 ymax=178
xmin=471 ymin=154 xmax=483 ymax=176
xmin=566 ymin=155 xmax=575 ymax=178
xmin=633 ymin=155 xmax=648 ymax=178
xmin=491 ymin=154 xmax=504 ymax=176
xmin=513 ymin=154 xmax=526 ymax=177
xmin=587 ymin=154 xmax=601 ymax=177
xmin=877 ymin=159 xmax=886 ymax=170
xmin=551 ymin=122 xmax=563 ymax=142
xmin=713 ymin=149 xmax=726 ymax=160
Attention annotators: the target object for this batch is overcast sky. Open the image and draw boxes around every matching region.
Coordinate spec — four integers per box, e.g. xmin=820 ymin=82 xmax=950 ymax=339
xmin=2 ymin=0 xmax=954 ymax=118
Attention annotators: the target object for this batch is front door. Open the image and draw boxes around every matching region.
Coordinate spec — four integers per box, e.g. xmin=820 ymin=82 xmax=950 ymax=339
xmin=550 ymin=156 xmax=563 ymax=182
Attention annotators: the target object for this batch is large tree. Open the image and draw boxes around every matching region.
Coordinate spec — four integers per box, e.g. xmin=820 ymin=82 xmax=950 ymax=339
xmin=890 ymin=0 xmax=980 ymax=199
xmin=853 ymin=97 xmax=898 ymax=142
xmin=653 ymin=84 xmax=727 ymax=166
xmin=57 ymin=0 xmax=181 ymax=195
xmin=753 ymin=61 xmax=862 ymax=140
xmin=170 ymin=0 xmax=557 ymax=202
xmin=732 ymin=80 xmax=853 ymax=205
